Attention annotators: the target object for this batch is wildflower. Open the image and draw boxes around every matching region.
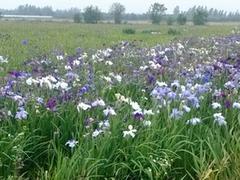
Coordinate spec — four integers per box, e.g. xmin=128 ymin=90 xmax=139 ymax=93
xmin=54 ymin=81 xmax=68 ymax=90
xmin=187 ymin=95 xmax=200 ymax=108
xmin=65 ymin=65 xmax=72 ymax=70
xmin=183 ymin=105 xmax=191 ymax=113
xmin=103 ymin=76 xmax=112 ymax=83
xmin=105 ymin=61 xmax=113 ymax=65
xmin=65 ymin=139 xmax=78 ymax=148
xmin=46 ymin=98 xmax=57 ymax=111
xmin=225 ymin=100 xmax=232 ymax=109
xmin=114 ymin=75 xmax=122 ymax=82
xmin=130 ymin=101 xmax=141 ymax=111
xmin=115 ymin=93 xmax=129 ymax=103
xmin=21 ymin=39 xmax=28 ymax=45
xmin=36 ymin=97 xmax=44 ymax=104
xmin=224 ymin=81 xmax=235 ymax=89
xmin=0 ymin=56 xmax=8 ymax=63
xmin=123 ymin=125 xmax=137 ymax=138
xmin=73 ymin=60 xmax=80 ymax=66
xmin=92 ymin=129 xmax=103 ymax=138
xmin=9 ymin=70 xmax=28 ymax=79
xmin=103 ymin=107 xmax=116 ymax=116
xmin=171 ymin=80 xmax=180 ymax=89
xmin=212 ymin=102 xmax=221 ymax=109
xmin=143 ymin=109 xmax=154 ymax=115
xmin=177 ymin=43 xmax=184 ymax=49
xmin=39 ymin=77 xmax=53 ymax=89
xmin=233 ymin=102 xmax=240 ymax=109
xmin=149 ymin=61 xmax=161 ymax=70
xmin=170 ymin=108 xmax=183 ymax=120
xmin=99 ymin=120 xmax=110 ymax=130
xmin=26 ymin=77 xmax=39 ymax=86
xmin=156 ymin=81 xmax=167 ymax=87
xmin=8 ymin=111 xmax=13 ymax=117
xmin=79 ymin=84 xmax=90 ymax=96
xmin=186 ymin=118 xmax=201 ymax=125
xmin=15 ymin=107 xmax=28 ymax=120
xmin=133 ymin=110 xmax=144 ymax=120
xmin=56 ymin=55 xmax=64 ymax=60
xmin=139 ymin=65 xmax=148 ymax=71
xmin=167 ymin=91 xmax=177 ymax=100
xmin=143 ymin=120 xmax=152 ymax=127
xmin=91 ymin=99 xmax=106 ymax=107
xmin=213 ymin=113 xmax=227 ymax=126
xmin=84 ymin=118 xmax=94 ymax=128
xmin=147 ymin=74 xmax=156 ymax=85
xmin=77 ymin=102 xmax=91 ymax=111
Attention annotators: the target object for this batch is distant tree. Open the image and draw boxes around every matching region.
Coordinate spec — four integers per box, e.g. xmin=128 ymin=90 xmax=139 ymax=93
xmin=0 ymin=12 xmax=2 ymax=18
xmin=109 ymin=3 xmax=125 ymax=24
xmin=148 ymin=3 xmax=167 ymax=24
xmin=177 ymin=13 xmax=187 ymax=25
xmin=15 ymin=4 xmax=53 ymax=16
xmin=167 ymin=16 xmax=174 ymax=25
xmin=73 ymin=13 xmax=82 ymax=23
xmin=193 ymin=9 xmax=208 ymax=25
xmin=54 ymin=8 xmax=81 ymax=19
xmin=83 ymin=6 xmax=101 ymax=24
xmin=173 ymin=6 xmax=180 ymax=16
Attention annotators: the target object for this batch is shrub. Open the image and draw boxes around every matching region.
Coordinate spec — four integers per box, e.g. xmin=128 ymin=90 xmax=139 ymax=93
xmin=122 ymin=28 xmax=136 ymax=34
xmin=168 ymin=28 xmax=181 ymax=35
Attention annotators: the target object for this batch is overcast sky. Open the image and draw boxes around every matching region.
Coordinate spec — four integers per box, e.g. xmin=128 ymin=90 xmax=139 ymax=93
xmin=1 ymin=0 xmax=239 ymax=13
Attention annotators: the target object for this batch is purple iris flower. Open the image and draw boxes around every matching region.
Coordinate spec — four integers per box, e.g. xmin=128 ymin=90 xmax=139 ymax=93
xmin=15 ymin=107 xmax=28 ymax=120
xmin=202 ymin=72 xmax=212 ymax=83
xmin=187 ymin=95 xmax=200 ymax=108
xmin=225 ymin=100 xmax=232 ymax=109
xmin=133 ymin=111 xmax=144 ymax=121
xmin=21 ymin=39 xmax=29 ymax=45
xmin=46 ymin=98 xmax=57 ymax=111
xmin=170 ymin=108 xmax=183 ymax=120
xmin=147 ymin=74 xmax=156 ymax=85
xmin=167 ymin=91 xmax=177 ymax=100
xmin=76 ymin=47 xmax=82 ymax=55
xmin=9 ymin=71 xmax=30 ymax=79
xmin=79 ymin=84 xmax=90 ymax=96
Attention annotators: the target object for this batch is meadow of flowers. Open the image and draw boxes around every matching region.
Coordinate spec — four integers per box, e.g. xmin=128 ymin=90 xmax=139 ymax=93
xmin=1 ymin=33 xmax=240 ymax=179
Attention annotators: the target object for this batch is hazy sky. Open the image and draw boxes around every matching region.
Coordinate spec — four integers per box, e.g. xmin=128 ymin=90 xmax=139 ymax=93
xmin=1 ymin=0 xmax=239 ymax=13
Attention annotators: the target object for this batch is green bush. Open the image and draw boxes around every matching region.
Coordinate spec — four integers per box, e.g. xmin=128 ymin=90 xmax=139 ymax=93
xmin=122 ymin=28 xmax=136 ymax=34
xmin=167 ymin=28 xmax=181 ymax=36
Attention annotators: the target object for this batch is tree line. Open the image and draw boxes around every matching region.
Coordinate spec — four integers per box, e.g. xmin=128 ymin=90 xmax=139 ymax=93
xmin=0 ymin=3 xmax=240 ymax=24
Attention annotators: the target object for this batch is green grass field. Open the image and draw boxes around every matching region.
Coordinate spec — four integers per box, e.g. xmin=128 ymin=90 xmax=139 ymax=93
xmin=0 ymin=21 xmax=239 ymax=75
xmin=1 ymin=21 xmax=240 ymax=179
